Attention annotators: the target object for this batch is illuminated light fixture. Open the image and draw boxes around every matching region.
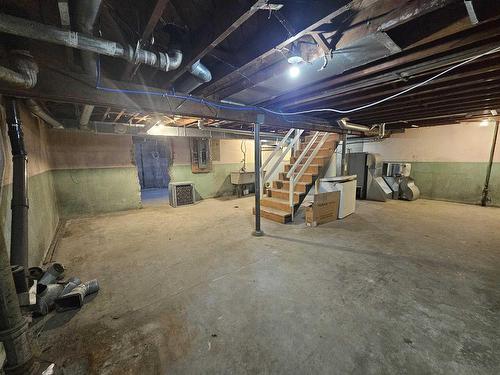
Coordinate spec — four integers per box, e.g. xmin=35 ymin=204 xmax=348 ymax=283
xmin=410 ymin=124 xmax=419 ymax=128
xmin=287 ymin=42 xmax=304 ymax=78
xmin=287 ymin=43 xmax=305 ymax=65
xmin=289 ymin=64 xmax=300 ymax=78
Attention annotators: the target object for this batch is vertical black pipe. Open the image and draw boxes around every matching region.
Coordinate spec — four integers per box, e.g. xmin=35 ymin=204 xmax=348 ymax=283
xmin=0 ymin=232 xmax=34 ymax=374
xmin=252 ymin=115 xmax=264 ymax=236
xmin=341 ymin=133 xmax=348 ymax=176
xmin=0 ymin=114 xmax=34 ymax=373
xmin=481 ymin=120 xmax=499 ymax=206
xmin=5 ymin=98 xmax=29 ymax=276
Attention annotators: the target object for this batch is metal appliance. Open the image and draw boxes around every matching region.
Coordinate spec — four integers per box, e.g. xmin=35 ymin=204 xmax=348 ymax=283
xmin=347 ymin=152 xmax=392 ymax=201
xmin=382 ymin=162 xmax=420 ymax=201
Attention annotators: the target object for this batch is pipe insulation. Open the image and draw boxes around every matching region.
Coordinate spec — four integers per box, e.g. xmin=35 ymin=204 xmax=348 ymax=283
xmin=26 ymin=100 xmax=64 ymax=129
xmin=0 ymin=13 xmax=183 ymax=73
xmin=0 ymin=50 xmax=38 ymax=89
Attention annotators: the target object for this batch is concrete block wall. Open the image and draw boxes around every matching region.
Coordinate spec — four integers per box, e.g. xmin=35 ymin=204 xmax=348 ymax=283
xmin=363 ymin=121 xmax=500 ymax=206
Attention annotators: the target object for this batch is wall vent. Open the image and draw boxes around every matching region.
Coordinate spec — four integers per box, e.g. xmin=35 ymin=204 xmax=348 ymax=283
xmin=169 ymin=182 xmax=195 ymax=207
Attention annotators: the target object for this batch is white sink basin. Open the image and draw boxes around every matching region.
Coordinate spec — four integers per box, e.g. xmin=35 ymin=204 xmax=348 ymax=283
xmin=231 ymin=171 xmax=255 ymax=185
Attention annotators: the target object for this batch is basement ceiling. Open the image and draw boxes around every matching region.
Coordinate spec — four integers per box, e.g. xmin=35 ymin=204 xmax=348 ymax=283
xmin=1 ymin=0 xmax=500 ymax=133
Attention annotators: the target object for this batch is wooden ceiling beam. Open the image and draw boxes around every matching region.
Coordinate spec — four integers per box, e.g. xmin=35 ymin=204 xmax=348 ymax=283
xmin=201 ymin=0 xmax=458 ymax=100
xmin=264 ymin=20 xmax=500 ymax=109
xmin=121 ymin=0 xmax=172 ymax=81
xmin=163 ymin=0 xmax=268 ymax=85
xmin=348 ymin=100 xmax=500 ymax=123
xmin=298 ymin=64 xmax=500 ymax=111
xmin=349 ymin=92 xmax=500 ymax=120
xmin=0 ymin=69 xmax=337 ymax=132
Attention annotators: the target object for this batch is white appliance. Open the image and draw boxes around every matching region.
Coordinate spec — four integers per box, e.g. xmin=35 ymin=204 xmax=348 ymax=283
xmin=318 ymin=175 xmax=357 ymax=219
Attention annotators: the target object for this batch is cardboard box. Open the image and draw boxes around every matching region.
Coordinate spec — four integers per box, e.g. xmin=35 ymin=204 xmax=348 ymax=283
xmin=305 ymin=191 xmax=340 ymax=227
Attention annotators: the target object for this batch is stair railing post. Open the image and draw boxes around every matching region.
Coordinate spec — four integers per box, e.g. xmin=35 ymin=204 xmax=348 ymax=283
xmin=261 ymin=128 xmax=294 ymax=195
xmin=252 ymin=115 xmax=264 ymax=237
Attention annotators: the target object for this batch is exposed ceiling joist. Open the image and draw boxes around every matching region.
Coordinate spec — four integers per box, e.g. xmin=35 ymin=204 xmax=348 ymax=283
xmin=121 ymin=0 xmax=172 ymax=80
xmin=163 ymin=0 xmax=268 ymax=85
xmin=196 ymin=0 xmax=358 ymax=98
xmin=0 ymin=70 xmax=337 ymax=132
xmin=197 ymin=0 xmax=457 ymax=100
xmin=265 ymin=21 xmax=500 ymax=110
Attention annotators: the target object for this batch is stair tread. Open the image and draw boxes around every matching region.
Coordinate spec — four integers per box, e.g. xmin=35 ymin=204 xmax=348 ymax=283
xmin=290 ymin=163 xmax=321 ymax=166
xmin=262 ymin=196 xmax=289 ymax=203
xmin=268 ymin=188 xmax=304 ymax=195
xmin=276 ymin=180 xmax=310 ymax=186
xmin=259 ymin=206 xmax=292 ymax=217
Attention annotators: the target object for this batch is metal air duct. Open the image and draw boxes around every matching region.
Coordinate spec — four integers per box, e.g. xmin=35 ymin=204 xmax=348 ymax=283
xmin=26 ymin=100 xmax=64 ymax=129
xmin=176 ymin=60 xmax=213 ymax=93
xmin=0 ymin=50 xmax=38 ymax=89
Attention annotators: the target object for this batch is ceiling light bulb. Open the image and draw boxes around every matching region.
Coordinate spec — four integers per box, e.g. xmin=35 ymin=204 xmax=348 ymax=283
xmin=289 ymin=65 xmax=300 ymax=78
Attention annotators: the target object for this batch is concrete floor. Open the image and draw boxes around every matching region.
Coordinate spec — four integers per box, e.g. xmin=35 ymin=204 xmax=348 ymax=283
xmin=140 ymin=188 xmax=169 ymax=206
xmin=36 ymin=197 xmax=499 ymax=374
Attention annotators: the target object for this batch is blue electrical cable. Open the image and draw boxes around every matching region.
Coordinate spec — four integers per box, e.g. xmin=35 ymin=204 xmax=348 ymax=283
xmin=95 ymin=57 xmax=259 ymax=112
xmin=95 ymin=44 xmax=500 ymax=119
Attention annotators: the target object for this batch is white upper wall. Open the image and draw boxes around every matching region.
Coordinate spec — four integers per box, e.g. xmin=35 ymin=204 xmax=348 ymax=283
xmin=363 ymin=121 xmax=500 ymax=162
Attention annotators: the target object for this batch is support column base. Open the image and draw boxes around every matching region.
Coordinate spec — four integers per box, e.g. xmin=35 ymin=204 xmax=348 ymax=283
xmin=252 ymin=230 xmax=264 ymax=237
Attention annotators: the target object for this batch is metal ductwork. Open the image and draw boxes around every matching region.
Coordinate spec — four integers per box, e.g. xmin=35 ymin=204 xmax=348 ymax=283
xmin=338 ymin=118 xmax=386 ymax=138
xmin=337 ymin=118 xmax=372 ymax=133
xmin=0 ymin=50 xmax=38 ymax=89
xmin=176 ymin=60 xmax=213 ymax=93
xmin=79 ymin=104 xmax=95 ymax=129
xmin=0 ymin=13 xmax=183 ymax=73
xmin=73 ymin=0 xmax=102 ymax=75
xmin=196 ymin=120 xmax=278 ymax=138
xmin=26 ymin=100 xmax=64 ymax=129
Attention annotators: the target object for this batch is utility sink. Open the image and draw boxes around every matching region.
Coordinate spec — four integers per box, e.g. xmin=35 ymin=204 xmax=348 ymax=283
xmin=231 ymin=171 xmax=255 ymax=185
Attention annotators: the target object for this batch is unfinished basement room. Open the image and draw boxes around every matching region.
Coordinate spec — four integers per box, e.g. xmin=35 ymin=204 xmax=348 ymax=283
xmin=1 ymin=0 xmax=500 ymax=374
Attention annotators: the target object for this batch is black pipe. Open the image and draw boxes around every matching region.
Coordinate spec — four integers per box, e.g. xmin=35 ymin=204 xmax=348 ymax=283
xmin=481 ymin=120 xmax=499 ymax=206
xmin=252 ymin=116 xmax=264 ymax=236
xmin=5 ymin=98 xmax=29 ymax=283
xmin=0 ymin=230 xmax=34 ymax=374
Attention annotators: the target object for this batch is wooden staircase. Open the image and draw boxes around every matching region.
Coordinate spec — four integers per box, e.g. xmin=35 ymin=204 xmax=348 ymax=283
xmin=256 ymin=133 xmax=339 ymax=223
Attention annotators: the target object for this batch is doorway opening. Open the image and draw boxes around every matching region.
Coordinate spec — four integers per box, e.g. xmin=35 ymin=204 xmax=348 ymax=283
xmin=133 ymin=137 xmax=170 ymax=205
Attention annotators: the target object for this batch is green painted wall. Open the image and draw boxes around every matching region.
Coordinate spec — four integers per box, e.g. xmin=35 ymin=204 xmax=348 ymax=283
xmin=410 ymin=162 xmax=500 ymax=206
xmin=170 ymin=163 xmax=255 ymax=199
xmin=52 ymin=167 xmax=141 ymax=217
xmin=0 ymin=171 xmax=59 ymax=266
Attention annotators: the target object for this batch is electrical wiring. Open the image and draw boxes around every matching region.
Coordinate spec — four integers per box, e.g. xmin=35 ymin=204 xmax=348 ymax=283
xmin=95 ymin=44 xmax=500 ymax=119
xmin=263 ymin=45 xmax=500 ymax=116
